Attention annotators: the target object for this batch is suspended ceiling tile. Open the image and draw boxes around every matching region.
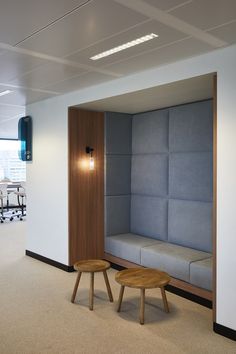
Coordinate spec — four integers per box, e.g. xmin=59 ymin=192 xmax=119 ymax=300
xmin=19 ymin=0 xmax=147 ymax=57
xmin=10 ymin=62 xmax=87 ymax=89
xmin=208 ymin=21 xmax=236 ymax=45
xmin=144 ymin=0 xmax=190 ymax=11
xmin=0 ymin=85 xmax=56 ymax=106
xmin=170 ymin=0 xmax=236 ymax=31
xmin=0 ymin=86 xmax=25 ymax=105
xmin=45 ymin=72 xmax=115 ymax=94
xmin=68 ymin=20 xmax=187 ymax=67
xmin=0 ymin=104 xmax=25 ymax=118
xmin=25 ymin=91 xmax=58 ymax=105
xmin=0 ymin=50 xmax=51 ymax=83
xmin=0 ymin=0 xmax=86 ymax=45
xmin=104 ymin=38 xmax=213 ymax=76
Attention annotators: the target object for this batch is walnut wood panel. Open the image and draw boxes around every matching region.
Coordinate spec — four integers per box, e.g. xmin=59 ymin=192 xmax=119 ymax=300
xmin=68 ymin=108 xmax=104 ymax=265
xmin=212 ymin=74 xmax=217 ymax=321
xmin=104 ymin=252 xmax=212 ymax=301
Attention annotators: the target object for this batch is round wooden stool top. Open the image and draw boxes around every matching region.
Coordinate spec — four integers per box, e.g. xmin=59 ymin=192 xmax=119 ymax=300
xmin=115 ymin=268 xmax=170 ymax=289
xmin=74 ymin=259 xmax=111 ymax=273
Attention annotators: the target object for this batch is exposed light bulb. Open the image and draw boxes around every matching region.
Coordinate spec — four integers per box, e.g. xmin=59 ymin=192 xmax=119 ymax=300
xmin=89 ymin=157 xmax=95 ymax=170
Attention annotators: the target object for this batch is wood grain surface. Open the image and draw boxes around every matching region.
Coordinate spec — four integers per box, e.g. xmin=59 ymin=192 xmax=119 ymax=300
xmin=74 ymin=259 xmax=110 ymax=272
xmin=68 ymin=108 xmax=104 ymax=265
xmin=115 ymin=268 xmax=170 ymax=289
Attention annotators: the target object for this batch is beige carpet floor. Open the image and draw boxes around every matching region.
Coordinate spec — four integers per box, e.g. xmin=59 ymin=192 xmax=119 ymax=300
xmin=0 ymin=222 xmax=235 ymax=354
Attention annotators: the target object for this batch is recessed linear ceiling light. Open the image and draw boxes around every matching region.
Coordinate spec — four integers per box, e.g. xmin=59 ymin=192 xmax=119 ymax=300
xmin=90 ymin=33 xmax=158 ymax=60
xmin=0 ymin=89 xmax=13 ymax=97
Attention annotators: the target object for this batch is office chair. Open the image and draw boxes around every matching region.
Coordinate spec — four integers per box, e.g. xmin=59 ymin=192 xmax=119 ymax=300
xmin=14 ymin=182 xmax=26 ymax=221
xmin=0 ymin=184 xmax=14 ymax=223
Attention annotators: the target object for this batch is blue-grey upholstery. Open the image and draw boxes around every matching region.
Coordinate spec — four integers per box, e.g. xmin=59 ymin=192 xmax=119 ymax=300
xmin=131 ymin=195 xmax=168 ymax=240
xmin=105 ymin=112 xmax=132 ymax=154
xmin=169 ymin=100 xmax=213 ymax=152
xmin=105 ymin=112 xmax=132 ymax=236
xmin=106 ymin=155 xmax=131 ymax=196
xmin=141 ymin=243 xmax=211 ymax=282
xmin=131 ymin=154 xmax=168 ymax=197
xmin=105 ymin=196 xmax=130 ymax=236
xmin=105 ymin=233 xmax=162 ymax=264
xmin=190 ymin=257 xmax=212 ymax=290
xmin=169 ymin=152 xmax=213 ymax=201
xmin=168 ymin=199 xmax=212 ymax=253
xmin=105 ymin=100 xmax=213 ymax=291
xmin=132 ymin=109 xmax=169 ymax=154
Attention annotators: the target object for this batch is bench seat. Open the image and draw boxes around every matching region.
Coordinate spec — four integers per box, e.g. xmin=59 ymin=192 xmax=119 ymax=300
xmin=140 ymin=242 xmax=211 ymax=283
xmin=105 ymin=233 xmax=212 ymax=290
xmin=105 ymin=233 xmax=162 ymax=264
xmin=190 ymin=257 xmax=212 ymax=291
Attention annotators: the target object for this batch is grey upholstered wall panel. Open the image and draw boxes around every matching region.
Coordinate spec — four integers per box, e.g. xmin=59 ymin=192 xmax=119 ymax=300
xmin=168 ymin=199 xmax=212 ymax=252
xmin=169 ymin=100 xmax=213 ymax=152
xmin=131 ymin=154 xmax=168 ymax=197
xmin=130 ymin=195 xmax=168 ymax=240
xmin=105 ymin=112 xmax=132 ymax=237
xmin=132 ymin=109 xmax=169 ymax=154
xmin=169 ymin=152 xmax=213 ymax=201
xmin=106 ymin=155 xmax=131 ymax=196
xmin=106 ymin=196 xmax=130 ymax=236
xmin=105 ymin=112 xmax=132 ymax=154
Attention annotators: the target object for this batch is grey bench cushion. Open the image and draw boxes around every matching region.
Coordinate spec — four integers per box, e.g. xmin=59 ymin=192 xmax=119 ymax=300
xmin=190 ymin=257 xmax=212 ymax=291
xmin=105 ymin=233 xmax=162 ymax=264
xmin=141 ymin=242 xmax=211 ymax=282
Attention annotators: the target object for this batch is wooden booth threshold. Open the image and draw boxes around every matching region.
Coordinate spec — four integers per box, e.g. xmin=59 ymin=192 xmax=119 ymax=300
xmin=104 ymin=252 xmax=212 ymax=306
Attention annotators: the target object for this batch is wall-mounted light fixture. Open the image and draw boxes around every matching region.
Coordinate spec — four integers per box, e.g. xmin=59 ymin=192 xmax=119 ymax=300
xmin=86 ymin=146 xmax=95 ymax=170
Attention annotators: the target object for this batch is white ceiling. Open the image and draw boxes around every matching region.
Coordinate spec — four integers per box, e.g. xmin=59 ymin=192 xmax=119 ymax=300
xmin=77 ymin=73 xmax=214 ymax=113
xmin=0 ymin=0 xmax=235 ymax=138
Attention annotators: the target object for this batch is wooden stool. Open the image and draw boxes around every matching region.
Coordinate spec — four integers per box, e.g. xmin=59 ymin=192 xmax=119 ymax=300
xmin=115 ymin=268 xmax=171 ymax=324
xmin=71 ymin=259 xmax=113 ymax=310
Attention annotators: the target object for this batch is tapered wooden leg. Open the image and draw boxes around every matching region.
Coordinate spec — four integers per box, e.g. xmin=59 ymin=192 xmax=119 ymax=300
xmin=140 ymin=288 xmax=145 ymax=325
xmin=161 ymin=287 xmax=169 ymax=313
xmin=103 ymin=270 xmax=113 ymax=302
xmin=117 ymin=285 xmax=125 ymax=312
xmin=71 ymin=271 xmax=82 ymax=303
xmin=89 ymin=272 xmax=94 ymax=311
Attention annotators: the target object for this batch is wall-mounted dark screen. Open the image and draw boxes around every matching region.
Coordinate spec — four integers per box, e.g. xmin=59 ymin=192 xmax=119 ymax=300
xmin=18 ymin=116 xmax=32 ymax=161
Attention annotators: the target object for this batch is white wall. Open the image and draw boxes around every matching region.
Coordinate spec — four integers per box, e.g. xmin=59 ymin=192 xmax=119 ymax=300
xmin=26 ymin=100 xmax=68 ymax=264
xmin=27 ymin=44 xmax=236 ymax=331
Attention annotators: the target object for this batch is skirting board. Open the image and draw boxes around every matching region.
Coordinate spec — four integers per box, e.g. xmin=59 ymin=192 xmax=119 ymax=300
xmin=26 ymin=250 xmax=74 ymax=272
xmin=213 ymin=322 xmax=236 ymax=341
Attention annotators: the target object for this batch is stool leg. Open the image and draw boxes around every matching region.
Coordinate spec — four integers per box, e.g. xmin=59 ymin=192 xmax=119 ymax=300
xmin=140 ymin=288 xmax=145 ymax=325
xmin=71 ymin=272 xmax=82 ymax=303
xmin=89 ymin=272 xmax=94 ymax=311
xmin=117 ymin=285 xmax=125 ymax=312
xmin=161 ymin=287 xmax=169 ymax=313
xmin=103 ymin=270 xmax=113 ymax=302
